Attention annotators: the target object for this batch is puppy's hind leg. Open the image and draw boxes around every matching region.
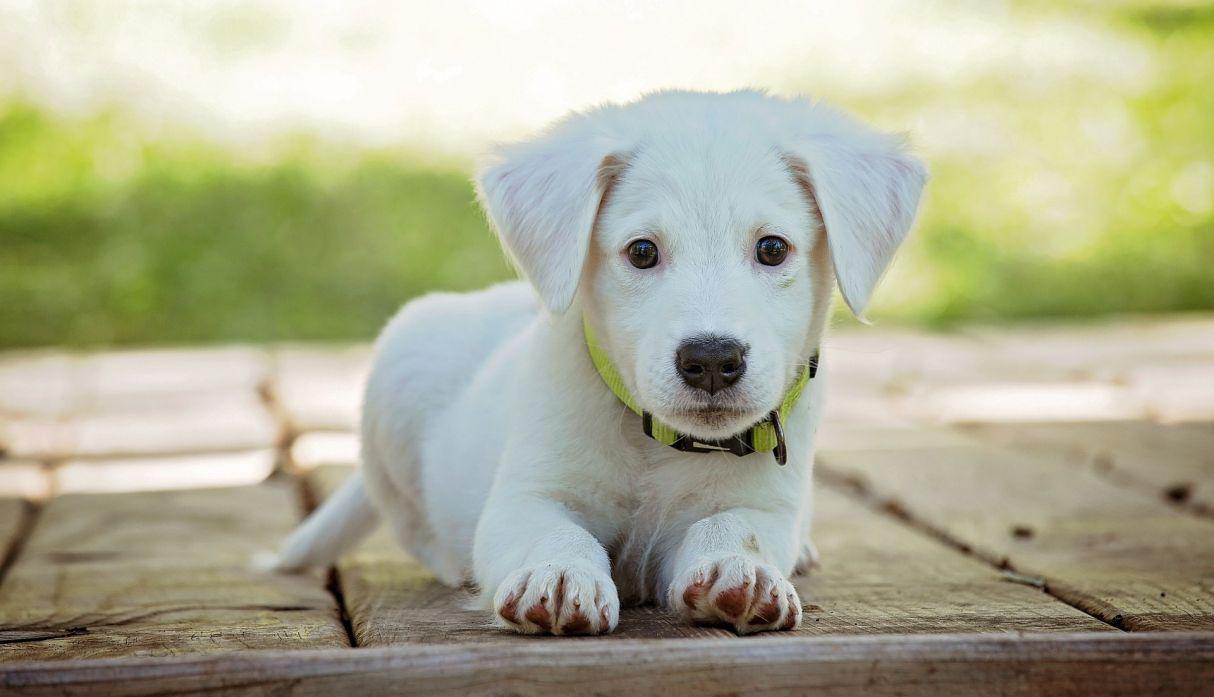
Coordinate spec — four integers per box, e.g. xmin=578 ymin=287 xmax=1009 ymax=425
xmin=793 ymin=539 xmax=821 ymax=575
xmin=272 ymin=471 xmax=379 ymax=572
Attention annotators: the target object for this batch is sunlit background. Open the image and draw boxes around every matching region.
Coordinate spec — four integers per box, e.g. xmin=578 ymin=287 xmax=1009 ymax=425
xmin=1 ymin=0 xmax=1212 ymax=348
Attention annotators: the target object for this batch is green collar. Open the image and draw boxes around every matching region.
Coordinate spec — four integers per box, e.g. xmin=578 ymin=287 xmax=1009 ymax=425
xmin=583 ymin=317 xmax=817 ymax=465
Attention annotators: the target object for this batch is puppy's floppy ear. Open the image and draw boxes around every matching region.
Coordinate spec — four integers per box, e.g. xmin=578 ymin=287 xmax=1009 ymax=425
xmin=784 ymin=110 xmax=927 ymax=317
xmin=476 ymin=116 xmax=626 ymax=314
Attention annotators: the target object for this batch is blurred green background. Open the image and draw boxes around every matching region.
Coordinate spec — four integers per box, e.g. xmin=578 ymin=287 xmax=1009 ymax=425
xmin=1 ymin=0 xmax=1211 ymax=349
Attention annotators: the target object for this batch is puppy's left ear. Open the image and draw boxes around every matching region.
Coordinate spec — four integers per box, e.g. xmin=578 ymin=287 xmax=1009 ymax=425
xmin=476 ymin=116 xmax=626 ymax=314
xmin=784 ymin=113 xmax=927 ymax=317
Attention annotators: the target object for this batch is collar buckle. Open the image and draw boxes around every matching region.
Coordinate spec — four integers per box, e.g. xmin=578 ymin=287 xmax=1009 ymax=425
xmin=656 ymin=411 xmax=788 ymax=465
xmin=670 ymin=432 xmax=756 ymax=458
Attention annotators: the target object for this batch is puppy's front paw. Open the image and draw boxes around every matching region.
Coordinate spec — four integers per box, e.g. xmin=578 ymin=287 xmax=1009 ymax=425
xmin=670 ymin=555 xmax=801 ymax=634
xmin=493 ymin=561 xmax=619 ymax=635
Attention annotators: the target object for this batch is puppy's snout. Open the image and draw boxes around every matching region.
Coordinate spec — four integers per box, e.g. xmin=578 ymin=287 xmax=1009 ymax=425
xmin=676 ymin=337 xmax=748 ymax=395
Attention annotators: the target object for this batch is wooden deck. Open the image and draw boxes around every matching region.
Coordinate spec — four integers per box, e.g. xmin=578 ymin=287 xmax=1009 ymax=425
xmin=0 ymin=316 xmax=1212 ymax=695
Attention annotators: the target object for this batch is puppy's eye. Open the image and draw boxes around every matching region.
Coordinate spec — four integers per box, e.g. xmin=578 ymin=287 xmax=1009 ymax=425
xmin=627 ymin=239 xmax=660 ymax=269
xmin=755 ymin=236 xmax=789 ymax=266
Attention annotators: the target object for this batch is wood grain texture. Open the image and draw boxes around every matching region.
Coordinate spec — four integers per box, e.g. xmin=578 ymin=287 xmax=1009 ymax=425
xmin=0 ymin=481 xmax=348 ymax=662
xmin=959 ymin=420 xmax=1214 ymax=514
xmin=3 ymin=632 xmax=1213 ymax=697
xmin=796 ymin=487 xmax=1113 ymax=635
xmin=819 ymin=436 xmax=1214 ymax=631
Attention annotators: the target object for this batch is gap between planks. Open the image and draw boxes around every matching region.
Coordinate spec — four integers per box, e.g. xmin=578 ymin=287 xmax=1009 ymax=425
xmin=814 ymin=464 xmax=1128 ymax=633
xmin=0 ymin=500 xmax=40 ymax=589
xmin=293 ymin=464 xmax=359 ymax=649
xmin=0 ymin=481 xmax=350 ymax=661
xmin=264 ymin=364 xmax=360 ymax=648
xmin=255 ymin=373 xmax=300 ymax=475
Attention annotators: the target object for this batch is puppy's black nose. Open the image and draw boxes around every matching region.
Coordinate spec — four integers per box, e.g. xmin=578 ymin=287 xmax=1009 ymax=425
xmin=676 ymin=337 xmax=747 ymax=395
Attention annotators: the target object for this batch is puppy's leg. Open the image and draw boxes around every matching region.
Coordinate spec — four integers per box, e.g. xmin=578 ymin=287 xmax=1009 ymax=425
xmin=475 ymin=496 xmax=619 ymax=636
xmin=665 ymin=509 xmax=802 ymax=634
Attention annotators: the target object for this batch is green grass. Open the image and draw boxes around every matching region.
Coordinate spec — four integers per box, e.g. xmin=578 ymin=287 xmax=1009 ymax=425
xmin=0 ymin=105 xmax=511 ymax=347
xmin=1 ymin=1 xmax=1212 ymax=348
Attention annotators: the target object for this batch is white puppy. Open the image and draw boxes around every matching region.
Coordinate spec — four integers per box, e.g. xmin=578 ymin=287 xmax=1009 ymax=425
xmin=275 ymin=90 xmax=926 ymax=635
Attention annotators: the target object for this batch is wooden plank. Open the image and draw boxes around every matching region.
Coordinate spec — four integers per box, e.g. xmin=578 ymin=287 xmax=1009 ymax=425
xmin=818 ymin=436 xmax=1214 ymax=631
xmin=1130 ymin=363 xmax=1214 ymax=422
xmin=0 ymin=462 xmax=51 ymax=500
xmin=823 ymin=317 xmax=1214 ymax=427
xmin=2 ymin=632 xmax=1213 ymax=696
xmin=290 ymin=432 xmax=359 ymax=471
xmin=313 ymin=465 xmax=1108 ymax=640
xmin=0 ymin=347 xmax=272 ymax=419
xmin=0 ymin=353 xmax=80 ymax=418
xmin=796 ymin=487 xmax=1113 ymax=635
xmin=814 ymin=423 xmax=981 ymax=452
xmin=0 ymin=481 xmax=349 ymax=662
xmin=0 ymin=347 xmax=276 ymax=461
xmin=819 ymin=328 xmax=981 ymax=428
xmin=1 ymin=394 xmax=279 ymax=461
xmin=53 ymin=450 xmax=276 ymax=495
xmin=271 ymin=346 xmax=370 ymax=433
xmin=897 ymin=381 xmax=1145 ymax=425
xmin=960 ymin=315 xmax=1214 ymax=379
xmin=308 ymin=466 xmax=733 ymax=643
xmin=80 ymin=347 xmax=269 ymax=414
xmin=959 ymin=421 xmax=1214 ymax=514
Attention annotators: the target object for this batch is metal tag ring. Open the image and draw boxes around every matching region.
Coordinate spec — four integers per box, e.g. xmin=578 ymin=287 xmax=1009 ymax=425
xmin=768 ymin=410 xmax=788 ymax=465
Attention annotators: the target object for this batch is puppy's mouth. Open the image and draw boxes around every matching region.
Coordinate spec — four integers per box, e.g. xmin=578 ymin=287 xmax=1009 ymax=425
xmin=676 ymin=406 xmax=746 ymax=426
xmin=666 ymin=401 xmax=767 ymax=437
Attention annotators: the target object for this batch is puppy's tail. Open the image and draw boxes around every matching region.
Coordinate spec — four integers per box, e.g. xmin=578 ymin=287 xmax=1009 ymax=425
xmin=272 ymin=471 xmax=379 ymax=572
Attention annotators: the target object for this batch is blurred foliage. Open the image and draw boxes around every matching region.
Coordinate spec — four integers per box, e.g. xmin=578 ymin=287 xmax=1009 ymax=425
xmin=1 ymin=1 xmax=1212 ymax=348
xmin=829 ymin=0 xmax=1214 ymax=325
xmin=0 ymin=105 xmax=510 ymax=347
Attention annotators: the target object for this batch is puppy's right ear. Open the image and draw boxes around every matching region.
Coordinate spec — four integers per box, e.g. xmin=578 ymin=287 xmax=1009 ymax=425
xmin=476 ymin=116 xmax=626 ymax=314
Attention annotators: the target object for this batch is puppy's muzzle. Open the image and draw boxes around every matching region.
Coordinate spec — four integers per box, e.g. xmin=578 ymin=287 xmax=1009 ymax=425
xmin=675 ymin=337 xmax=747 ymax=395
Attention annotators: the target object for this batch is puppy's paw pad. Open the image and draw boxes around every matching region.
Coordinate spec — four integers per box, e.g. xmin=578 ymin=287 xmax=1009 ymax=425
xmin=496 ymin=588 xmax=523 ymax=624
xmin=493 ymin=562 xmax=619 ymax=636
xmin=670 ymin=555 xmax=801 ymax=634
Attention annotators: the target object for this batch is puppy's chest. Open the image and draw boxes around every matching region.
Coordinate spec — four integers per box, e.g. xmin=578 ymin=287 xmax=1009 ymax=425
xmin=603 ymin=456 xmax=765 ymax=601
xmin=606 ymin=453 xmax=743 ymax=524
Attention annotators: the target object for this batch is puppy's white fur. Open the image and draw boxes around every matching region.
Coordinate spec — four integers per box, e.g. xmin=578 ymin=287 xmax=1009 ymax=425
xmin=276 ymin=90 xmax=926 ymax=635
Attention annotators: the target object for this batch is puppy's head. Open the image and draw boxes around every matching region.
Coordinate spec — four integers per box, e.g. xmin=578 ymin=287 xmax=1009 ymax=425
xmin=477 ymin=90 xmax=926 ymax=440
